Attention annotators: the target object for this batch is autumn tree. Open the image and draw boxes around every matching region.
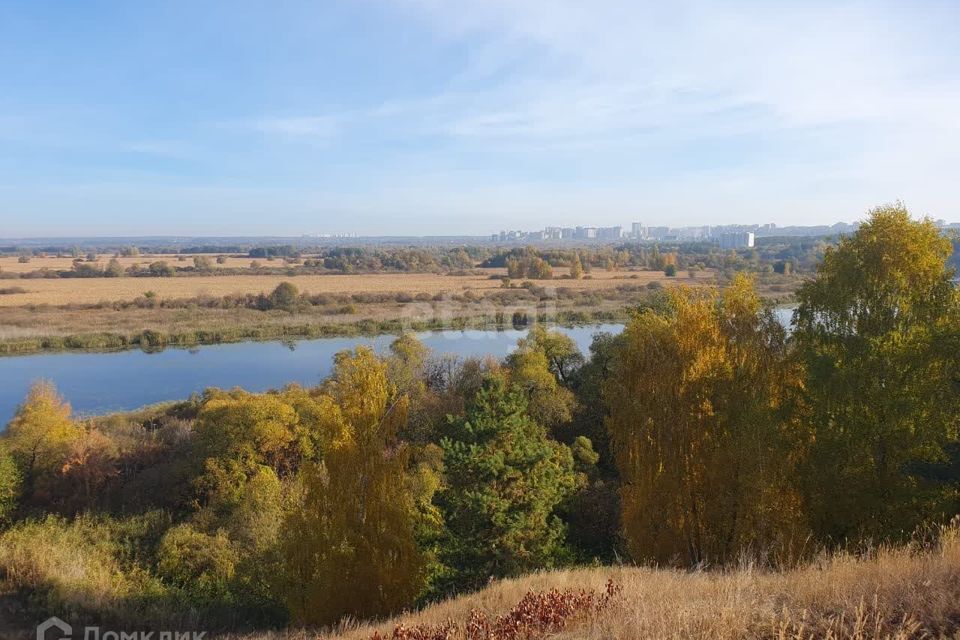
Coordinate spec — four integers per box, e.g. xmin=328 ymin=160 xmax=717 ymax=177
xmin=515 ymin=325 xmax=584 ymax=384
xmin=281 ymin=348 xmax=422 ymax=625
xmin=506 ymin=257 xmax=523 ymax=279
xmin=506 ymin=331 xmax=577 ymax=430
xmin=506 ymin=254 xmax=553 ymax=280
xmin=605 ymin=276 xmax=807 ymax=565
xmin=189 ymin=385 xmax=347 ymax=551
xmin=0 ymin=443 xmax=20 ymax=527
xmin=189 ymin=391 xmax=301 ymax=615
xmin=193 ymin=390 xmax=302 ymax=505
xmin=794 ymin=203 xmax=960 ymax=541
xmin=533 ymin=257 xmax=554 ymax=279
xmin=387 ymin=334 xmax=446 ymax=444
xmin=569 ymin=253 xmax=584 ymax=279
xmin=5 ymin=381 xmax=82 ymax=500
xmin=57 ymin=427 xmax=119 ymax=513
xmin=435 ymin=374 xmax=580 ymax=593
xmin=507 ymin=325 xmax=582 ymax=430
xmin=104 ymin=257 xmax=125 ymax=277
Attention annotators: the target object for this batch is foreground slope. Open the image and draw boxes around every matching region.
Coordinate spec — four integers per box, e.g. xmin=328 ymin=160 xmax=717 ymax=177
xmin=241 ymin=527 xmax=960 ymax=640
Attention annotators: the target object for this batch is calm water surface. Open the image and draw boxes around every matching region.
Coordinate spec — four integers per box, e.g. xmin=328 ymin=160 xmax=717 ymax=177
xmin=0 ymin=324 xmax=627 ymax=426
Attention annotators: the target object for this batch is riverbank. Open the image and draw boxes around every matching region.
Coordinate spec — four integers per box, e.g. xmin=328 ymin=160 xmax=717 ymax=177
xmin=0 ymin=271 xmax=800 ymax=356
xmin=0 ymin=307 xmax=629 ymax=356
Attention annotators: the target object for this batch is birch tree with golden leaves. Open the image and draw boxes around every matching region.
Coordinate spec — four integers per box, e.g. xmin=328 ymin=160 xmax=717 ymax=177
xmin=605 ymin=275 xmax=807 ymax=565
xmin=5 ymin=381 xmax=82 ymax=500
xmin=282 ymin=347 xmax=422 ymax=625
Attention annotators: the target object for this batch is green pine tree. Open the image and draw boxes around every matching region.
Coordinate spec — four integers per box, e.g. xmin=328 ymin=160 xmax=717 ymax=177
xmin=435 ymin=374 xmax=580 ymax=594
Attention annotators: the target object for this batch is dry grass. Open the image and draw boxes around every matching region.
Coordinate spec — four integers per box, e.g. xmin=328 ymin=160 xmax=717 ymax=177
xmin=0 ymin=296 xmax=640 ymax=343
xmin=237 ymin=527 xmax=960 ymax=640
xmin=0 ymin=253 xmax=256 ymax=274
xmin=0 ymin=269 xmax=716 ymax=307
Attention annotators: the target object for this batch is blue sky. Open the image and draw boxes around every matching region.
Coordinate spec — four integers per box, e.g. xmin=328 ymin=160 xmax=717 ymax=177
xmin=1 ymin=0 xmax=959 ymax=237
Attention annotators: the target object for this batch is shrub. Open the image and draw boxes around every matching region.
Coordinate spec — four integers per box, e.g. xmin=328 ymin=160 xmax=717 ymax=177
xmin=0 ymin=516 xmax=130 ymax=619
xmin=267 ymin=282 xmax=299 ymax=311
xmin=104 ymin=258 xmax=125 ymax=277
xmin=0 ymin=286 xmax=27 ymax=295
xmin=0 ymin=444 xmax=20 ymax=527
xmin=147 ymin=261 xmax=175 ymax=277
xmin=157 ymin=524 xmax=237 ymax=602
xmin=372 ymin=581 xmax=622 ymax=640
xmin=138 ymin=329 xmax=167 ymax=349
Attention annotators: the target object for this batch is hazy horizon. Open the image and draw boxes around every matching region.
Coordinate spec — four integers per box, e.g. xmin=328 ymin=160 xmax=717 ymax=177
xmin=2 ymin=1 xmax=959 ymax=236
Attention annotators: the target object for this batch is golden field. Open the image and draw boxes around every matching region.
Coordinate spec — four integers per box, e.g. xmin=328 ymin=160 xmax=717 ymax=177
xmin=240 ymin=527 xmax=960 ymax=640
xmin=0 ymin=269 xmax=716 ymax=307
xmin=0 ymin=253 xmax=256 ymax=274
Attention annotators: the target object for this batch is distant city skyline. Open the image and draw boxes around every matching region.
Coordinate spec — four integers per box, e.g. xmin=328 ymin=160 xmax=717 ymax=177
xmin=11 ymin=217 xmax=949 ymax=244
xmin=2 ymin=1 xmax=959 ymax=236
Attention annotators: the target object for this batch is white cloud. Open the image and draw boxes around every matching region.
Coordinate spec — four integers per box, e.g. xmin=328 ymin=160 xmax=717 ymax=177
xmin=250 ymin=115 xmax=340 ymax=138
xmin=394 ymin=0 xmax=960 ymax=136
xmin=246 ymin=2 xmax=959 ymax=157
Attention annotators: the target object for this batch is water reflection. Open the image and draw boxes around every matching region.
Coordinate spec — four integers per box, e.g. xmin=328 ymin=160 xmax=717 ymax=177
xmin=0 ymin=324 xmax=625 ymax=425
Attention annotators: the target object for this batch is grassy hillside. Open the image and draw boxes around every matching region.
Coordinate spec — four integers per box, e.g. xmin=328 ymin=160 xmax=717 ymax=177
xmin=237 ymin=525 xmax=960 ymax=640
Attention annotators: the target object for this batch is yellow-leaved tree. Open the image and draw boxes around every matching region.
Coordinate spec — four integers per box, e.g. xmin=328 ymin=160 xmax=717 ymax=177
xmin=507 ymin=326 xmax=579 ymax=430
xmin=605 ymin=275 xmax=808 ymax=565
xmin=5 ymin=381 xmax=82 ymax=500
xmin=569 ymin=252 xmax=584 ymax=279
xmin=281 ymin=347 xmax=422 ymax=625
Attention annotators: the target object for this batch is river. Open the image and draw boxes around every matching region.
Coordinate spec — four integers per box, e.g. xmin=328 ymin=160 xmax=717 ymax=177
xmin=0 ymin=324 xmax=626 ymax=426
xmin=0 ymin=307 xmax=796 ymax=426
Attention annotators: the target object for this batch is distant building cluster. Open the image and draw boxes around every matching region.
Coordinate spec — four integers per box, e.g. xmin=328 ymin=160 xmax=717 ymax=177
xmin=492 ymin=226 xmax=626 ymax=241
xmin=492 ymin=223 xmax=747 ymax=244
xmin=718 ymin=232 xmax=755 ymax=249
xmin=490 ymin=220 xmax=866 ymax=246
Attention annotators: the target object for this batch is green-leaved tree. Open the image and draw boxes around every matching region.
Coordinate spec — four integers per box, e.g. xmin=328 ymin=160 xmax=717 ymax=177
xmin=794 ymin=203 xmax=960 ymax=541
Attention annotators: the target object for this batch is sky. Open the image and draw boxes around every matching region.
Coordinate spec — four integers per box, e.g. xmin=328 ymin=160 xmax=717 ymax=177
xmin=1 ymin=0 xmax=959 ymax=237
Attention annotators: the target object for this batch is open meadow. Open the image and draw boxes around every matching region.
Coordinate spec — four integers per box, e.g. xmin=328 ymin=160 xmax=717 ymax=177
xmin=0 ymin=268 xmax=717 ymax=307
xmin=0 ymin=265 xmax=804 ymax=355
xmin=0 ymin=253 xmax=257 ymax=274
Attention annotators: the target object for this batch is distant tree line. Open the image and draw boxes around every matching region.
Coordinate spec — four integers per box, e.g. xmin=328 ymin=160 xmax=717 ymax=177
xmin=6 ymin=234 xmax=949 ymax=283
